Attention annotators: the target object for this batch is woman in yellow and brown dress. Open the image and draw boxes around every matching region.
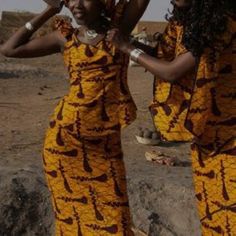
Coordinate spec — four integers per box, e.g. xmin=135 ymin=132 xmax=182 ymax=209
xmin=107 ymin=0 xmax=236 ymax=234
xmin=0 ymin=0 xmax=150 ymax=235
xmin=131 ymin=20 xmax=194 ymax=142
xmin=150 ymin=21 xmax=194 ymax=142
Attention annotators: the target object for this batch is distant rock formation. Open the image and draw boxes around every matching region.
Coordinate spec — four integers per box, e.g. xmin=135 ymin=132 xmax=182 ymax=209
xmin=0 ymin=11 xmax=70 ymax=43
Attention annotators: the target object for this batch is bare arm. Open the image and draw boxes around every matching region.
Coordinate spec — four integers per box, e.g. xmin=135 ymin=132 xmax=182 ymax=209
xmin=106 ymin=29 xmax=196 ymax=82
xmin=133 ymin=50 xmax=196 ymax=82
xmin=119 ymin=0 xmax=150 ymax=35
xmin=0 ymin=5 xmax=65 ymax=58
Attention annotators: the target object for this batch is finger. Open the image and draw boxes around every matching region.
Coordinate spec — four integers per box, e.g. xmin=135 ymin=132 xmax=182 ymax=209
xmin=106 ymin=32 xmax=113 ymax=39
xmin=107 ymin=28 xmax=119 ymax=34
xmin=111 ymin=28 xmax=119 ymax=32
xmin=105 ymin=32 xmax=110 ymax=37
xmin=105 ymin=34 xmax=111 ymax=41
xmin=106 ymin=32 xmax=111 ymax=37
xmin=106 ymin=31 xmax=114 ymax=37
xmin=105 ymin=36 xmax=112 ymax=42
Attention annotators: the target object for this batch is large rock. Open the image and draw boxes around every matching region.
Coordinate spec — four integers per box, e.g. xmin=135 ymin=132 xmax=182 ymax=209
xmin=0 ymin=167 xmax=54 ymax=236
xmin=127 ymin=163 xmax=201 ymax=236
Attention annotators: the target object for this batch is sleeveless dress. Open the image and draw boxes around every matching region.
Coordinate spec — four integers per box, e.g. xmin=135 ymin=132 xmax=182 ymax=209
xmin=43 ymin=20 xmax=136 ymax=236
xmin=153 ymin=17 xmax=236 ymax=234
xmin=149 ymin=22 xmax=193 ymax=142
xmin=186 ymin=17 xmax=236 ymax=235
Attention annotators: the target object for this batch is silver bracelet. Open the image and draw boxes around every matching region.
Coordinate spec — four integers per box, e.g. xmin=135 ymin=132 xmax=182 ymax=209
xmin=130 ymin=48 xmax=144 ymax=62
xmin=25 ymin=22 xmax=34 ymax=31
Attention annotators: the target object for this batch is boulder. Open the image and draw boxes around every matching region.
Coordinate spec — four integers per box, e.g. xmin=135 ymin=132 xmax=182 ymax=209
xmin=0 ymin=167 xmax=54 ymax=236
xmin=127 ymin=167 xmax=201 ymax=236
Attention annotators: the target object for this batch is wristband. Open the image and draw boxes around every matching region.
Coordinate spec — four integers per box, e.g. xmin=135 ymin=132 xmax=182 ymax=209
xmin=25 ymin=22 xmax=34 ymax=31
xmin=130 ymin=48 xmax=144 ymax=62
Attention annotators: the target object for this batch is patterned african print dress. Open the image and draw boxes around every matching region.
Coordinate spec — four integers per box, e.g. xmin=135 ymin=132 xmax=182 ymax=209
xmin=185 ymin=17 xmax=236 ymax=235
xmin=149 ymin=22 xmax=193 ymax=141
xmin=43 ymin=22 xmax=136 ymax=236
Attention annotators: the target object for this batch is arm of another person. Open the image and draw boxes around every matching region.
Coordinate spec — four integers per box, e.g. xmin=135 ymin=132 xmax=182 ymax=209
xmin=0 ymin=5 xmax=66 ymax=58
xmin=121 ymin=20 xmax=179 ymax=60
xmin=119 ymin=0 xmax=150 ymax=35
xmin=106 ymin=29 xmax=196 ymax=82
xmin=134 ymin=50 xmax=196 ymax=82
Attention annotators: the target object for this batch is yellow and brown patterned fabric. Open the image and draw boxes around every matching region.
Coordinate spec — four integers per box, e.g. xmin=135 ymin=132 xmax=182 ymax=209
xmin=192 ymin=145 xmax=236 ymax=235
xmin=185 ymin=17 xmax=236 ymax=157
xmin=51 ymin=21 xmax=136 ymax=137
xmin=186 ymin=17 xmax=236 ymax=234
xmin=43 ymin=21 xmax=136 ymax=235
xmin=43 ymin=131 xmax=134 ymax=235
xmin=149 ymin=22 xmax=193 ymax=141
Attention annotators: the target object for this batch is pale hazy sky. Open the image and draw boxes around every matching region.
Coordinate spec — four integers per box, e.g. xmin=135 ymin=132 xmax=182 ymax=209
xmin=0 ymin=0 xmax=171 ymax=21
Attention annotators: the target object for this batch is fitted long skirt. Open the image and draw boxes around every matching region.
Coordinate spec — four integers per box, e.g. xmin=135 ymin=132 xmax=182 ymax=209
xmin=192 ymin=144 xmax=236 ymax=235
xmin=43 ymin=125 xmax=134 ymax=236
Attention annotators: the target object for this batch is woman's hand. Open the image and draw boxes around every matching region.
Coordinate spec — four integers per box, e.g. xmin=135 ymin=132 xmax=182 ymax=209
xmin=106 ymin=28 xmax=134 ymax=54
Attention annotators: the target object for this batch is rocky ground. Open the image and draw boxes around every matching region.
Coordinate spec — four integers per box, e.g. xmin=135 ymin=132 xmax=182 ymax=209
xmin=0 ymin=53 xmax=201 ymax=236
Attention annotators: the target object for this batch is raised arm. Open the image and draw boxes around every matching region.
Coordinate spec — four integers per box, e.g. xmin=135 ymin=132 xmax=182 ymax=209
xmin=0 ymin=5 xmax=65 ymax=58
xmin=131 ymin=50 xmax=196 ymax=82
xmin=106 ymin=29 xmax=196 ymax=82
xmin=119 ymin=0 xmax=150 ymax=35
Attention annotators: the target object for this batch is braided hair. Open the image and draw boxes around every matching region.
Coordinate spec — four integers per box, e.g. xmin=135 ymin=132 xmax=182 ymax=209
xmin=167 ymin=0 xmax=235 ymax=56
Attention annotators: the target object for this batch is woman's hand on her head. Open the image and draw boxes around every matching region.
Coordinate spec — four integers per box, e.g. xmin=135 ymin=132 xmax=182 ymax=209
xmin=106 ymin=29 xmax=134 ymax=53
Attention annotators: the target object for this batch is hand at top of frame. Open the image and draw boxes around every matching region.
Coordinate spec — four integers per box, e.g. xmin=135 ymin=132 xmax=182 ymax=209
xmin=45 ymin=0 xmax=64 ymax=15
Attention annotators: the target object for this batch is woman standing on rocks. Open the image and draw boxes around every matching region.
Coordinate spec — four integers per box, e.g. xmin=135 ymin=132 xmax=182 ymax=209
xmin=0 ymin=0 xmax=149 ymax=235
xmin=107 ymin=0 xmax=236 ymax=234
